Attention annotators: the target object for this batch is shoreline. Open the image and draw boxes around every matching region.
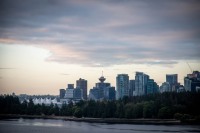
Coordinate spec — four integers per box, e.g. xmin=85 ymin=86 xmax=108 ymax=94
xmin=0 ymin=114 xmax=185 ymax=125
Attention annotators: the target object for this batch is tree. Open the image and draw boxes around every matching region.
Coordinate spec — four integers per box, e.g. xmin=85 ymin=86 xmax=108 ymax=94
xmin=158 ymin=106 xmax=173 ymax=119
xmin=73 ymin=107 xmax=82 ymax=118
xmin=132 ymin=103 xmax=143 ymax=118
xmin=20 ymin=100 xmax=28 ymax=114
xmin=125 ymin=103 xmax=134 ymax=119
xmin=27 ymin=99 xmax=35 ymax=115
xmin=54 ymin=104 xmax=60 ymax=116
xmin=143 ymin=101 xmax=155 ymax=118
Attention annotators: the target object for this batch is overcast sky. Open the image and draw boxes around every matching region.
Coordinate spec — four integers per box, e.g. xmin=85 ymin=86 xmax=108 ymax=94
xmin=0 ymin=0 xmax=200 ymax=95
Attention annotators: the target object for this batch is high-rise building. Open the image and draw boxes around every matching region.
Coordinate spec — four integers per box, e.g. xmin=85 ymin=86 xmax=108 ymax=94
xmin=104 ymin=87 xmax=116 ymax=100
xmin=160 ymin=82 xmax=171 ymax=93
xmin=116 ymin=74 xmax=129 ymax=99
xmin=146 ymin=79 xmax=159 ymax=94
xmin=73 ymin=88 xmax=83 ymax=100
xmin=129 ymin=80 xmax=135 ymax=96
xmin=89 ymin=87 xmax=100 ymax=100
xmin=96 ymin=75 xmax=110 ymax=99
xmin=166 ymin=74 xmax=178 ymax=91
xmin=172 ymin=83 xmax=181 ymax=92
xmin=65 ymin=84 xmax=74 ymax=99
xmin=89 ymin=74 xmax=115 ymax=100
xmin=67 ymin=84 xmax=74 ymax=89
xmin=184 ymin=71 xmax=200 ymax=92
xmin=177 ymin=85 xmax=185 ymax=93
xmin=144 ymin=74 xmax=149 ymax=94
xmin=76 ymin=78 xmax=87 ymax=100
xmin=59 ymin=89 xmax=66 ymax=99
xmin=134 ymin=72 xmax=149 ymax=96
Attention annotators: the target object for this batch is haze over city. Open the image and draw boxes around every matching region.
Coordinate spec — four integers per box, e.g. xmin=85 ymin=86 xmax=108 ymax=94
xmin=0 ymin=0 xmax=200 ymax=95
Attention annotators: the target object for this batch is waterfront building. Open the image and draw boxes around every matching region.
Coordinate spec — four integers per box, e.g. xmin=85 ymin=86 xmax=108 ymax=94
xmin=160 ymin=82 xmax=171 ymax=93
xmin=67 ymin=84 xmax=74 ymax=89
xmin=89 ymin=74 xmax=115 ymax=100
xmin=104 ymin=86 xmax=116 ymax=100
xmin=177 ymin=85 xmax=185 ymax=93
xmin=89 ymin=87 xmax=100 ymax=100
xmin=166 ymin=74 xmax=178 ymax=91
xmin=129 ymin=80 xmax=135 ymax=97
xmin=172 ymin=83 xmax=181 ymax=92
xmin=76 ymin=78 xmax=87 ymax=100
xmin=96 ymin=74 xmax=110 ymax=99
xmin=146 ymin=79 xmax=159 ymax=94
xmin=59 ymin=89 xmax=65 ymax=99
xmin=134 ymin=72 xmax=149 ymax=96
xmin=116 ymin=74 xmax=129 ymax=99
xmin=196 ymin=86 xmax=200 ymax=92
xmin=144 ymin=74 xmax=149 ymax=94
xmin=73 ymin=87 xmax=83 ymax=100
xmin=184 ymin=71 xmax=200 ymax=92
xmin=65 ymin=84 xmax=74 ymax=99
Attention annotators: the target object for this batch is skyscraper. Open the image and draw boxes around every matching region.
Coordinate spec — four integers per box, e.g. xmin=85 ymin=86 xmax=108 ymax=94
xmin=65 ymin=84 xmax=74 ymax=99
xmin=144 ymin=74 xmax=149 ymax=94
xmin=67 ymin=84 xmax=74 ymax=89
xmin=73 ymin=88 xmax=83 ymax=100
xmin=184 ymin=71 xmax=200 ymax=92
xmin=160 ymin=82 xmax=171 ymax=93
xmin=116 ymin=74 xmax=129 ymax=99
xmin=146 ymin=79 xmax=159 ymax=94
xmin=104 ymin=87 xmax=116 ymax=100
xmin=76 ymin=78 xmax=87 ymax=100
xmin=134 ymin=72 xmax=149 ymax=96
xmin=89 ymin=74 xmax=115 ymax=100
xmin=89 ymin=87 xmax=100 ymax=100
xmin=129 ymin=80 xmax=135 ymax=96
xmin=59 ymin=89 xmax=65 ymax=99
xmin=96 ymin=75 xmax=110 ymax=99
xmin=166 ymin=74 xmax=178 ymax=91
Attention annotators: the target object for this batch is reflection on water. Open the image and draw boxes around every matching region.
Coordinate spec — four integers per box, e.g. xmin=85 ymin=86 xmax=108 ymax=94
xmin=17 ymin=118 xmax=63 ymax=127
xmin=0 ymin=118 xmax=200 ymax=133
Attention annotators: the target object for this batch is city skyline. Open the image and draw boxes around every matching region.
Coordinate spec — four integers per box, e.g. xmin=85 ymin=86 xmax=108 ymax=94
xmin=0 ymin=0 xmax=200 ymax=95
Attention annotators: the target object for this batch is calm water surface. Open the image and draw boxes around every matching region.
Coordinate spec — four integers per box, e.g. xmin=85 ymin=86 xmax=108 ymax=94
xmin=0 ymin=118 xmax=200 ymax=133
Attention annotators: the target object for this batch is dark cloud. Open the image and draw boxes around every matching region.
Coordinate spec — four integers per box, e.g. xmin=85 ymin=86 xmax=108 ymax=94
xmin=0 ymin=0 xmax=200 ymax=67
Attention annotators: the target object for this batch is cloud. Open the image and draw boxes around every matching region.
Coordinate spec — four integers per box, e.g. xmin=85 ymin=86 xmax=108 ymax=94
xmin=0 ymin=0 xmax=200 ymax=67
xmin=132 ymin=60 xmax=179 ymax=68
xmin=60 ymin=73 xmax=70 ymax=76
xmin=0 ymin=68 xmax=15 ymax=69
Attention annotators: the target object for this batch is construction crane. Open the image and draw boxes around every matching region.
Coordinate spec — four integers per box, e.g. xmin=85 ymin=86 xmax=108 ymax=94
xmin=186 ymin=62 xmax=193 ymax=73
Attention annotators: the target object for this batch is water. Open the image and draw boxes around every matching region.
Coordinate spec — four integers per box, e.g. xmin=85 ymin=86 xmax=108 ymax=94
xmin=0 ymin=118 xmax=199 ymax=133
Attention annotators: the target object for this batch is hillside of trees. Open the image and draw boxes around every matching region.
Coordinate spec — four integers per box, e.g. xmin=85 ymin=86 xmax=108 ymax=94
xmin=0 ymin=92 xmax=200 ymax=122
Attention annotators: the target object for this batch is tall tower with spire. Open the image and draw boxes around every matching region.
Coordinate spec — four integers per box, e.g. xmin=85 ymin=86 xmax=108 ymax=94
xmin=99 ymin=71 xmax=106 ymax=83
xmin=95 ymin=72 xmax=110 ymax=99
xmin=89 ymin=72 xmax=116 ymax=100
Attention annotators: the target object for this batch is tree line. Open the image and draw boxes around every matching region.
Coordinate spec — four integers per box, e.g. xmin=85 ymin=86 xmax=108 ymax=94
xmin=0 ymin=92 xmax=200 ymax=122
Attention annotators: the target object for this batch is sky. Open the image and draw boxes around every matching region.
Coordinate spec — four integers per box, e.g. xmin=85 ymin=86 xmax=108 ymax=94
xmin=0 ymin=0 xmax=200 ymax=95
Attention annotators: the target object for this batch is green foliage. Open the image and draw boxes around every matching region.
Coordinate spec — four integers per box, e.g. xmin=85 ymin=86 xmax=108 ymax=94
xmin=124 ymin=103 xmax=134 ymax=118
xmin=158 ymin=106 xmax=172 ymax=119
xmin=132 ymin=103 xmax=143 ymax=118
xmin=143 ymin=101 xmax=155 ymax=118
xmin=73 ymin=106 xmax=82 ymax=118
xmin=0 ymin=92 xmax=200 ymax=120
